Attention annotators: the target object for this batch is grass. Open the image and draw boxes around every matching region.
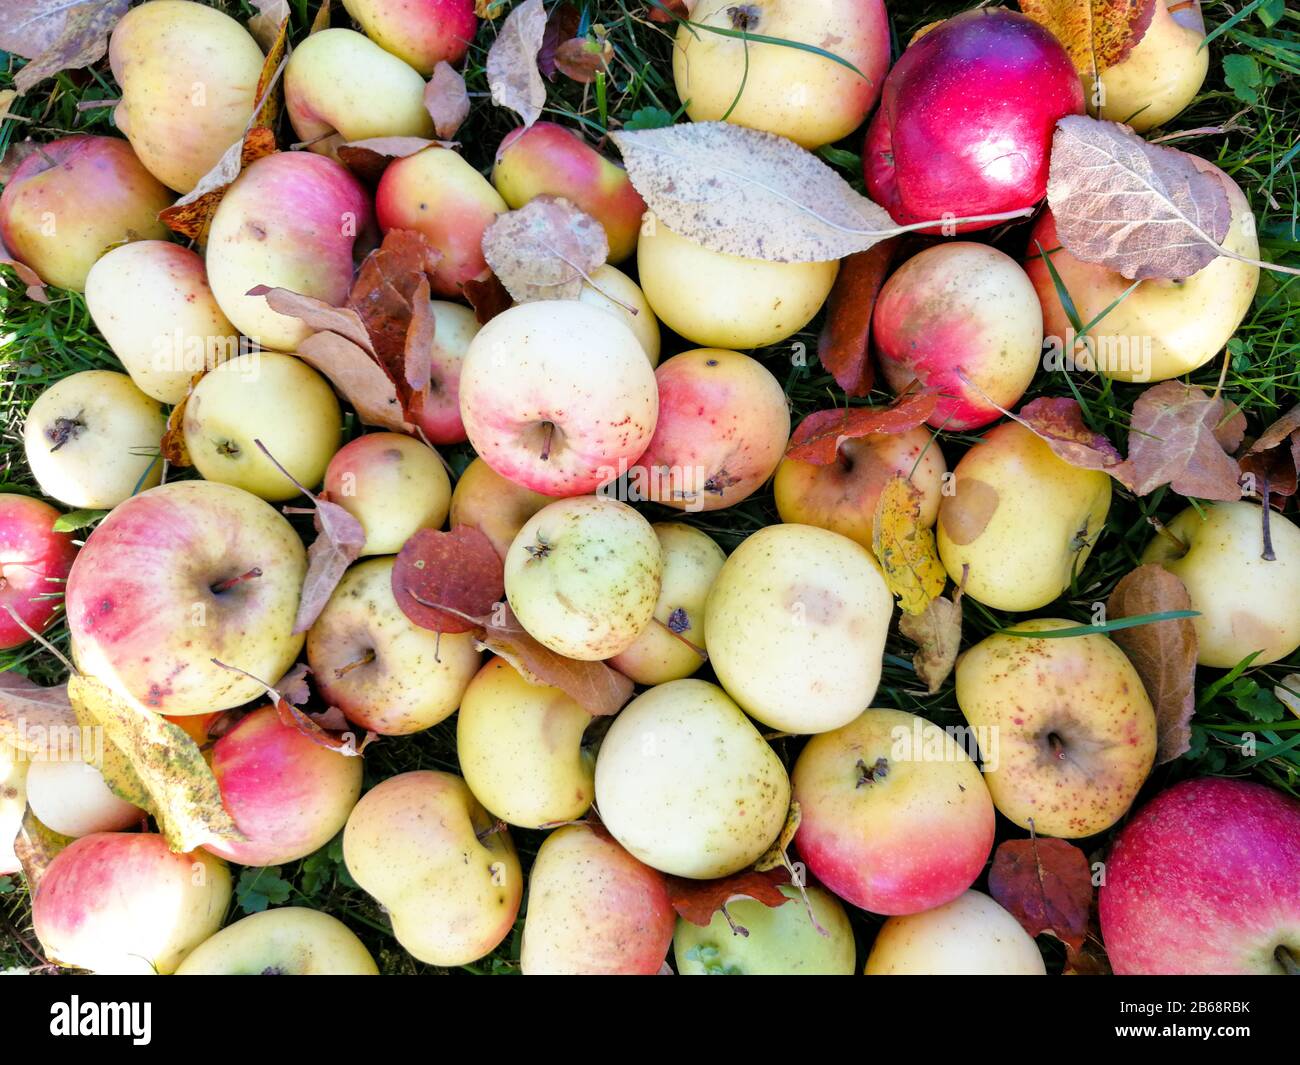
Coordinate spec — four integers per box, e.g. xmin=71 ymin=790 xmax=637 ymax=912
xmin=2 ymin=0 xmax=1299 ymax=974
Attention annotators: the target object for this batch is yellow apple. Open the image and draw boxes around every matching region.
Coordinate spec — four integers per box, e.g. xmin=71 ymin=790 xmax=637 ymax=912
xmin=175 ymin=907 xmax=379 ymax=975
xmin=638 ymin=220 xmax=837 ymax=349
xmin=25 ymin=757 xmax=142 ymax=838
xmin=579 ymin=264 xmax=661 ymax=365
xmin=448 ymin=457 xmax=554 ymax=560
xmin=936 ymin=422 xmax=1111 ymax=612
xmin=865 ymin=890 xmax=1046 ymax=975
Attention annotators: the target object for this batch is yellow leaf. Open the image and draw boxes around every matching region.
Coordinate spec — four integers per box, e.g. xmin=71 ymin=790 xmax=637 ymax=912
xmin=1021 ymin=0 xmax=1158 ymax=78
xmin=872 ymin=475 xmax=946 ymax=615
xmin=753 ymin=801 xmax=801 ymax=873
xmin=16 ymin=808 xmax=72 ymax=896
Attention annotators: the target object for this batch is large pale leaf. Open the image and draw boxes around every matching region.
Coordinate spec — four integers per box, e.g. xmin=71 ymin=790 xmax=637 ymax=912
xmin=0 ymin=0 xmax=128 ymax=95
xmin=482 ymin=196 xmax=608 ymax=303
xmin=0 ymin=674 xmax=75 ymax=755
xmin=486 ymin=0 xmax=547 ymax=128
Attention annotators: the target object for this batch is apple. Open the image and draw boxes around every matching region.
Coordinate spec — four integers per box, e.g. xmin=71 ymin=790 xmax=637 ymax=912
xmin=1141 ymin=502 xmax=1300 ymax=668
xmin=936 ymin=422 xmax=1112 ymax=612
xmin=207 ymin=151 xmax=373 ymax=352
xmin=674 ymin=884 xmax=856 ymax=975
xmin=109 ymin=0 xmax=265 ymax=192
xmin=341 ymin=0 xmax=477 ymax=75
xmin=0 ymin=741 xmax=29 ymax=875
xmin=774 ymin=424 xmax=947 ymax=550
xmin=323 ymin=432 xmax=451 ymax=556
xmin=286 ymin=28 xmax=434 ymax=151
xmin=634 ymin=348 xmax=790 ymax=512
xmin=448 ymin=457 xmax=554 ymax=561
xmin=579 ymin=264 xmax=661 ymax=365
xmin=33 ymin=832 xmax=232 ymax=975
xmin=638 ymin=220 xmax=837 ymax=349
xmin=793 ymin=708 xmax=995 ymax=915
xmin=25 ymin=757 xmax=142 ymax=838
xmin=705 ymin=524 xmax=892 ymax=734
xmin=504 ymin=496 xmax=662 ymax=661
xmin=456 ymin=657 xmax=594 ymax=829
xmin=956 ymin=618 xmax=1157 ymax=838
xmin=65 ymin=480 xmax=307 ymax=715
xmin=1026 ymin=162 xmax=1259 ymax=383
xmin=458 ymin=300 xmax=658 ymax=497
xmin=407 ymin=301 xmax=481 ymax=445
xmin=307 ymin=556 xmax=481 ymax=735
xmin=491 ymin=122 xmax=646 ymax=262
xmin=85 ymin=241 xmax=241 ymax=405
xmin=175 ymin=907 xmax=379 ymax=975
xmin=594 ymin=679 xmax=790 ymax=879
xmin=202 ymin=705 xmax=363 ymax=868
xmin=672 ymin=0 xmax=890 ymax=150
xmin=0 ymin=494 xmax=78 ymax=651
xmin=864 ymin=890 xmax=1047 ymax=975
xmin=0 ymin=135 xmax=173 ymax=291
xmin=24 ymin=370 xmax=165 ymax=509
xmin=1079 ymin=0 xmax=1209 ymax=133
xmin=343 ymin=770 xmax=522 ymax=967
xmin=1099 ymin=777 xmax=1300 ymax=975
xmin=183 ymin=351 xmax=343 ymax=502
xmin=864 ymin=8 xmax=1084 ymax=229
xmin=873 ymin=243 xmax=1043 ymax=430
xmin=520 ymin=823 xmax=676 ymax=975
xmin=375 ymin=146 xmax=507 ymax=297
xmin=608 ymin=522 xmax=726 ymax=686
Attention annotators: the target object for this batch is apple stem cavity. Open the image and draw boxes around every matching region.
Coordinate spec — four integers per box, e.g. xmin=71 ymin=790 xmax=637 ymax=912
xmin=211 ymin=567 xmax=263 ymax=594
xmin=1276 ymin=945 xmax=1299 ymax=975
xmin=855 ymin=757 xmax=889 ymax=787
xmin=539 ymin=421 xmax=555 ymax=462
xmin=46 ymin=411 xmax=86 ymax=452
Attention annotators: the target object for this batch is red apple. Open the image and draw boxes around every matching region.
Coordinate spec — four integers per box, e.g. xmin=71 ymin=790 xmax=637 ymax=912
xmin=864 ymin=9 xmax=1083 ymax=230
xmin=0 ymin=495 xmax=77 ymax=650
xmin=203 ymin=705 xmax=363 ymax=868
xmin=1100 ymin=778 xmax=1300 ymax=975
xmin=342 ymin=0 xmax=477 ymax=75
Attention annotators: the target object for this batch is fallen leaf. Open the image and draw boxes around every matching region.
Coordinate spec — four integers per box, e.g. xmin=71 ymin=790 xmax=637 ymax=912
xmin=554 ymin=35 xmax=612 ymax=84
xmin=248 ymin=286 xmax=376 ymax=354
xmin=392 ymin=526 xmax=505 ymax=634
xmin=275 ymin=663 xmax=313 ymax=708
xmin=0 ymin=0 xmax=129 ymax=95
xmin=337 ymin=136 xmax=437 ymax=184
xmin=68 ymin=674 xmax=244 ymax=853
xmin=348 ymin=228 xmax=444 ymax=378
xmin=1015 ymin=396 xmax=1126 ymax=473
xmin=0 ymin=674 xmax=75 ymax=755
xmin=1240 ymin=403 xmax=1300 ymax=501
xmin=611 ymin=122 xmax=1030 ymax=264
xmin=668 ymin=867 xmax=792 ymax=929
xmin=486 ymin=0 xmax=547 ymax=129
xmin=403 ymin=278 xmax=435 ymax=401
xmin=1106 ymin=565 xmax=1197 ymax=764
xmin=753 ymin=801 xmax=801 ymax=872
xmin=15 ymin=808 xmax=71 ymax=896
xmin=463 ymin=272 xmax=514 ymax=323
xmin=816 ymin=239 xmax=896 ymax=397
xmin=899 ymin=587 xmax=963 ymax=694
xmin=0 ymin=232 xmax=49 ymax=303
xmin=0 ymin=89 xmax=17 ymax=122
xmin=295 ymin=500 xmax=366 ymax=633
xmin=482 ymin=196 xmax=609 ymax=303
xmin=296 ymin=332 xmax=412 ymax=432
xmin=480 ymin=605 xmax=634 ymax=717
xmin=247 ymin=0 xmax=289 ymax=51
xmin=538 ymin=2 xmax=581 ymax=79
xmin=160 ymin=371 xmax=204 ymax=467
xmin=1110 ymin=381 xmax=1245 ymax=499
xmin=425 ymin=62 xmax=470 ymax=140
xmin=988 ymin=835 xmax=1093 ymax=954
xmin=648 ymin=0 xmax=694 ymax=22
xmin=309 ymin=0 xmax=332 ymax=35
xmin=1275 ymin=674 xmax=1300 ymax=719
xmin=274 ymin=696 xmax=372 ymax=756
xmin=1021 ymin=0 xmax=1159 ymax=78
xmin=872 ymin=475 xmax=946 ymax=615
xmin=785 ymin=392 xmax=938 ymax=466
xmin=1047 ymin=115 xmax=1233 ymax=281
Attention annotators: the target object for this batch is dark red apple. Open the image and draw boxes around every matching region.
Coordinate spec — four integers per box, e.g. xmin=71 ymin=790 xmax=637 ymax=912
xmin=0 ymin=494 xmax=77 ymax=649
xmin=1100 ymin=777 xmax=1300 ymax=975
xmin=864 ymin=9 xmax=1083 ymax=230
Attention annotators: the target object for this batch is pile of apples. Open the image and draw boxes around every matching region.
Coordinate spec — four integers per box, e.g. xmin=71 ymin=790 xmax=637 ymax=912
xmin=0 ymin=0 xmax=1298 ymax=978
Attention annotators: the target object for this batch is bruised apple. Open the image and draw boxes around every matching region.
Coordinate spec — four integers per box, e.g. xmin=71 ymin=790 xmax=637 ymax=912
xmin=956 ymin=619 xmax=1157 ymax=838
xmin=448 ymin=458 xmax=553 ymax=561
xmin=343 ymin=771 xmax=522 ymax=967
xmin=594 ymin=679 xmax=790 ymax=879
xmin=865 ymin=891 xmax=1046 ymax=975
xmin=521 ymin=823 xmax=675 ymax=975
xmin=0 ymin=495 xmax=78 ymax=651
xmin=936 ymin=422 xmax=1111 ymax=612
xmin=175 ymin=907 xmax=379 ymax=975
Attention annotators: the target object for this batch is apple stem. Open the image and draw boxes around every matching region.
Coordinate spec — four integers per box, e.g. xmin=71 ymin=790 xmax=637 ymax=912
xmin=210 ymin=567 xmax=263 ymax=594
xmin=334 ymin=648 xmax=376 ymax=679
xmin=1261 ymin=478 xmax=1277 ymax=561
xmin=651 ymin=617 xmax=708 ymax=661
xmin=1148 ymin=517 xmax=1188 ymax=556
xmin=476 ymin=818 xmax=507 ymax=843
xmin=1276 ymin=945 xmax=1299 ymax=975
xmin=719 ymin=904 xmax=751 ymax=938
xmin=539 ymin=421 xmax=555 ymax=462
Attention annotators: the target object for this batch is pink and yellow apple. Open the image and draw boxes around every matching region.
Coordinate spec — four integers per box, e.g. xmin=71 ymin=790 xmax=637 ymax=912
xmin=865 ymin=890 xmax=1046 ymax=975
xmin=342 ymin=0 xmax=477 ymax=75
xmin=0 ymin=494 xmax=78 ymax=650
xmin=175 ymin=907 xmax=379 ymax=975
xmin=407 ymin=301 xmax=481 ymax=445
xmin=0 ymin=135 xmax=173 ymax=291
xmin=492 ymin=122 xmax=646 ymax=262
xmin=448 ymin=457 xmax=554 ymax=561
xmin=793 ymin=708 xmax=995 ymax=915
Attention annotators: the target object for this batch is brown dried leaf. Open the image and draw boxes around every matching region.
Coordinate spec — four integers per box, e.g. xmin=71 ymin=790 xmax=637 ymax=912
xmin=295 ymin=500 xmax=366 ymax=634
xmin=485 ymin=0 xmax=547 ymax=129
xmin=337 ymin=136 xmax=437 ymax=185
xmin=158 ymin=127 xmax=278 ymax=242
xmin=160 ymin=371 xmax=205 ymax=467
xmin=0 ymin=0 xmax=129 ymax=95
xmin=403 ymin=278 xmax=435 ymax=398
xmin=15 ymin=808 xmax=72 ymax=896
xmin=1015 ymin=396 xmax=1126 ymax=472
xmin=296 ymin=331 xmax=412 ymax=432
xmin=1110 ymin=381 xmax=1245 ymax=499
xmin=482 ymin=196 xmax=609 ymax=303
xmin=648 ymin=0 xmax=693 ymax=23
xmin=392 ymin=526 xmax=504 ymax=634
xmin=248 ymin=285 xmax=375 ymax=354
xmin=786 ymin=393 xmax=938 ymax=466
xmin=0 ymin=674 xmax=74 ymax=755
xmin=816 ymin=239 xmax=895 ymax=397
xmin=348 ymin=228 xmax=444 ymax=378
xmin=538 ymin=2 xmax=581 ymax=79
xmin=1021 ymin=0 xmax=1158 ymax=77
xmin=464 ymin=272 xmax=514 ymax=323
xmin=1240 ymin=403 xmax=1300 ymax=501
xmin=668 ymin=866 xmax=792 ymax=928
xmin=1106 ymin=564 xmax=1197 ymax=764
xmin=899 ymin=588 xmax=963 ymax=694
xmin=247 ymin=1 xmax=289 ymax=51
xmin=554 ymin=35 xmax=612 ymax=84
xmin=988 ymin=835 xmax=1093 ymax=954
xmin=309 ymin=0 xmax=332 ymax=34
xmin=1047 ymin=115 xmax=1233 ymax=281
xmin=425 ymin=62 xmax=470 ymax=140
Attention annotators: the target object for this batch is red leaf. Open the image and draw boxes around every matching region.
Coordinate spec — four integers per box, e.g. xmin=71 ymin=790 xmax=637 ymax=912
xmin=538 ymin=2 xmax=581 ymax=79
xmin=816 ymin=239 xmax=896 ymax=397
xmin=648 ymin=0 xmax=690 ymax=23
xmin=463 ymin=272 xmax=514 ymax=324
xmin=554 ymin=36 xmax=611 ymax=84
xmin=987 ymin=836 xmax=1092 ymax=953
xmin=667 ymin=867 xmax=792 ymax=929
xmin=273 ymin=694 xmax=372 ymax=756
xmin=1016 ymin=396 xmax=1125 ymax=471
xmin=347 ymin=229 xmax=443 ymax=389
xmin=391 ymin=526 xmax=505 ymax=634
xmin=786 ymin=392 xmax=938 ymax=465
xmin=1240 ymin=403 xmax=1300 ymax=502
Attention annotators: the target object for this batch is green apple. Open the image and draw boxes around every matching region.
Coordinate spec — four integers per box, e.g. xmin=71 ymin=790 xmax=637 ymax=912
xmin=175 ymin=907 xmax=379 ymax=975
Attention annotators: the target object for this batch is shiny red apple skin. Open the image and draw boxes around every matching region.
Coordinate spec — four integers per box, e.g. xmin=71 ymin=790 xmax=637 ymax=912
xmin=1100 ymin=778 xmax=1300 ymax=975
xmin=0 ymin=494 xmax=77 ymax=649
xmin=864 ymin=8 xmax=1084 ymax=230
